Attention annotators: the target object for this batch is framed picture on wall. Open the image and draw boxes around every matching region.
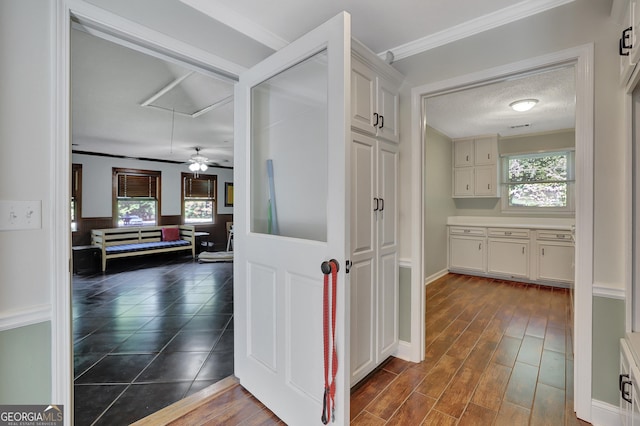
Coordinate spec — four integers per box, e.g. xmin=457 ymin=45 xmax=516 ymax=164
xmin=225 ymin=182 xmax=234 ymax=207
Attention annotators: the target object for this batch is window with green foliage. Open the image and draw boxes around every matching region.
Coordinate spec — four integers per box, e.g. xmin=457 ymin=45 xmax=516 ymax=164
xmin=182 ymin=173 xmax=216 ymax=224
xmin=112 ymin=168 xmax=161 ymax=227
xmin=502 ymin=151 xmax=574 ymax=212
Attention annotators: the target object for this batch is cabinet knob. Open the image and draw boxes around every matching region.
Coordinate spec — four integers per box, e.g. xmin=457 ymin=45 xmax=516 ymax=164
xmin=466 ymin=184 xmax=469 ymax=190
xmin=373 ymin=112 xmax=379 ymax=127
xmin=478 ymin=243 xmax=482 ymax=250
xmin=542 ymin=248 xmax=545 ymax=256
xmin=379 ymin=115 xmax=384 ymax=129
xmin=466 ymin=155 xmax=469 ymax=162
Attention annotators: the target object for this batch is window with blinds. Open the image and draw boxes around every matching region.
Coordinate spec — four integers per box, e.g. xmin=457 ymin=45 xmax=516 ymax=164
xmin=113 ymin=168 xmax=161 ymax=227
xmin=182 ymin=173 xmax=216 ymax=224
xmin=71 ymin=164 xmax=82 ymax=232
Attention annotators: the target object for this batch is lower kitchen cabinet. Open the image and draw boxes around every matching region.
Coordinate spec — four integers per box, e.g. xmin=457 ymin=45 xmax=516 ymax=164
xmin=448 ymin=224 xmax=574 ymax=286
xmin=487 ymin=238 xmax=529 ymax=278
xmin=449 ymin=235 xmax=486 ymax=273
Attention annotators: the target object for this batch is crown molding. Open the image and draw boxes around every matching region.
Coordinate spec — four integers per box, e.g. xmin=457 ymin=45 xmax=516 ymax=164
xmin=385 ymin=0 xmax=576 ymax=61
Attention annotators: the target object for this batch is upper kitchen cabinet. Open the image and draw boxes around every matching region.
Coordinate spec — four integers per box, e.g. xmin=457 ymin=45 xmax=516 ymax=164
xmin=351 ymin=41 xmax=403 ymax=143
xmin=452 ymin=135 xmax=500 ymax=198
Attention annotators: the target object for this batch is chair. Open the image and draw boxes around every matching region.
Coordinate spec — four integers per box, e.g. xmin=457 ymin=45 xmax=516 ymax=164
xmin=226 ymin=222 xmax=234 ymax=251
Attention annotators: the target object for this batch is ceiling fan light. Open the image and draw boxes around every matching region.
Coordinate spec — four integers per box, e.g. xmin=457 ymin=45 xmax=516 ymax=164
xmin=200 ymin=163 xmax=208 ymax=172
xmin=509 ymin=99 xmax=538 ymax=112
xmin=189 ymin=163 xmax=199 ymax=172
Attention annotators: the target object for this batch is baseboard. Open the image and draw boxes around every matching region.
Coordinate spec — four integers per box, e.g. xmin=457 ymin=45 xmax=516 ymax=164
xmin=424 ymin=269 xmax=448 ymax=286
xmin=393 ymin=340 xmax=413 ymax=361
xmin=0 ymin=304 xmax=51 ymax=332
xmin=591 ymin=399 xmax=621 ymax=426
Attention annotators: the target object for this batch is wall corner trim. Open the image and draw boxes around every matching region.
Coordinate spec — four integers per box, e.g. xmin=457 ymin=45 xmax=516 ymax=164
xmin=393 ymin=340 xmax=413 ymax=361
xmin=425 ymin=269 xmax=449 ymax=286
xmin=0 ymin=304 xmax=51 ymax=332
xmin=591 ymin=399 xmax=621 ymax=426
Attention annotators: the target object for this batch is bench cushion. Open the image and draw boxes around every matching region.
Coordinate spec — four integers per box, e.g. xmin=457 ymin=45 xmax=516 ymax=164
xmin=162 ymin=227 xmax=180 ymax=241
xmin=105 ymin=240 xmax=191 ymax=255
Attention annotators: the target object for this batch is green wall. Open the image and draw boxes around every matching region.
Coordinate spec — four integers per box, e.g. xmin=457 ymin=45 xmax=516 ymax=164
xmin=0 ymin=322 xmax=51 ymax=404
xmin=592 ymin=296 xmax=625 ymax=405
xmin=399 ymin=266 xmax=411 ymax=342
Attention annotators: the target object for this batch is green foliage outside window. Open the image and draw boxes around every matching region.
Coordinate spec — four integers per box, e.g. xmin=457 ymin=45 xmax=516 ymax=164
xmin=506 ymin=152 xmax=571 ymax=208
xmin=117 ymin=199 xmax=157 ymax=226
xmin=184 ymin=200 xmax=213 ymax=224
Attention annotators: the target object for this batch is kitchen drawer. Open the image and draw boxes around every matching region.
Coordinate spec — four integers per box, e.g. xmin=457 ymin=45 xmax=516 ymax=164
xmin=487 ymin=228 xmax=530 ymax=239
xmin=449 ymin=226 xmax=486 ymax=237
xmin=537 ymin=229 xmax=573 ymax=241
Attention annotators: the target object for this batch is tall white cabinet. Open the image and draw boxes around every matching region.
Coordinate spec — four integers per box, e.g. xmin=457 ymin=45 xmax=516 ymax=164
xmin=349 ymin=43 xmax=402 ymax=386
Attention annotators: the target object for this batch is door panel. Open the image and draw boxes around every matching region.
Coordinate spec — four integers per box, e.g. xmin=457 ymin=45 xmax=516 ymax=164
xmin=234 ymin=12 xmax=351 ymax=425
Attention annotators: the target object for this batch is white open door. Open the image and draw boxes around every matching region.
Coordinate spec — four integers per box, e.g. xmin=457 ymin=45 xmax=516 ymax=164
xmin=234 ymin=12 xmax=351 ymax=425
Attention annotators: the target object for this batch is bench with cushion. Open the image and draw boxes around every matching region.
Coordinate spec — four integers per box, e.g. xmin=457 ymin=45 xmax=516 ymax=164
xmin=91 ymin=225 xmax=195 ymax=272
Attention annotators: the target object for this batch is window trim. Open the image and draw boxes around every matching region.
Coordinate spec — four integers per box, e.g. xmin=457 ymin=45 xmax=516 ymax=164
xmin=112 ymin=167 xmax=161 ymax=227
xmin=500 ymin=149 xmax=575 ymax=214
xmin=181 ymin=172 xmax=217 ymax=225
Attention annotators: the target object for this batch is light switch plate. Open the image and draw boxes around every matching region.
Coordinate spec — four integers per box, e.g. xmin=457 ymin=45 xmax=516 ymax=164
xmin=0 ymin=200 xmax=42 ymax=231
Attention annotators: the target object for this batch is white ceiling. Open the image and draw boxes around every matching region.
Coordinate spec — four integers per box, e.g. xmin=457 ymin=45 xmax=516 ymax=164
xmin=72 ymin=0 xmax=578 ymax=164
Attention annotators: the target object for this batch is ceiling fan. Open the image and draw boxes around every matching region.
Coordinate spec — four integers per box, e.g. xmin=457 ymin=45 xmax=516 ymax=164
xmin=188 ymin=147 xmax=212 ymax=175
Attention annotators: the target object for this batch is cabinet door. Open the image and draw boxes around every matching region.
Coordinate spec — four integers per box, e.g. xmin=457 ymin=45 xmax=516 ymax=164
xmin=350 ymin=258 xmax=376 ymax=386
xmin=453 ymin=168 xmax=474 ymax=197
xmin=474 ymin=136 xmax=498 ymax=166
xmin=454 ymin=139 xmax=474 ymax=167
xmin=538 ymin=242 xmax=574 ymax=283
xmin=378 ymin=140 xmax=398 ymax=250
xmin=377 ymin=251 xmax=398 ymax=362
xmin=622 ymin=339 xmax=633 ymax=426
xmin=351 ymin=57 xmax=377 ymax=135
xmin=376 ymin=77 xmax=400 ymax=143
xmin=474 ymin=165 xmax=497 ymax=196
xmin=449 ymin=236 xmax=485 ymax=272
xmin=487 ymin=239 xmax=529 ymax=278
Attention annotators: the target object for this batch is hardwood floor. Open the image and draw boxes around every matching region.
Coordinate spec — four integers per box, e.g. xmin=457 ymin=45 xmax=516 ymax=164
xmin=350 ymin=273 xmax=590 ymax=425
xmin=140 ymin=273 xmax=592 ymax=425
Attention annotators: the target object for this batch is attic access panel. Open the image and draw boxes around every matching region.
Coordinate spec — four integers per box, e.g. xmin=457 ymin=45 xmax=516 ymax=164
xmin=142 ymin=72 xmax=234 ymax=117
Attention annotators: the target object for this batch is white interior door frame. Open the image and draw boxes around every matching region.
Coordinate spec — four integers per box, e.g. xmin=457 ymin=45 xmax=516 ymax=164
xmin=409 ymin=44 xmax=594 ymax=421
xmin=52 ymin=1 xmax=244 ymax=423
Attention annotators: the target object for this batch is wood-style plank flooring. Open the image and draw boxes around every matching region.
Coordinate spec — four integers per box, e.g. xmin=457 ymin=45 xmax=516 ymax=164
xmin=350 ymin=274 xmax=590 ymax=425
xmin=142 ymin=273 xmax=592 ymax=425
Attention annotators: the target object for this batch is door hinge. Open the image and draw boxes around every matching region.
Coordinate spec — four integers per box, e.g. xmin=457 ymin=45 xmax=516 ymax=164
xmin=345 ymin=260 xmax=351 ymax=274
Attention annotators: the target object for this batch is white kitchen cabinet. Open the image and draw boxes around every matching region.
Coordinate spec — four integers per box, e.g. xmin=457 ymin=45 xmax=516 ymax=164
xmin=620 ymin=337 xmax=640 ymax=426
xmin=452 ymin=135 xmax=499 ymax=198
xmin=349 ymin=131 xmax=398 ymax=386
xmin=351 ymin=53 xmax=401 ymax=143
xmin=448 ymin=227 xmax=486 ymax=273
xmin=448 ymin=222 xmax=574 ymax=286
xmin=474 ymin=166 xmax=497 ymax=196
xmin=487 ymin=228 xmax=530 ymax=278
xmin=536 ymin=230 xmax=575 ymax=283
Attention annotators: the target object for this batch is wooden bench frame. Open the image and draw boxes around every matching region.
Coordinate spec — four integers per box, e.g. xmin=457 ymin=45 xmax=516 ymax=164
xmin=91 ymin=225 xmax=195 ymax=272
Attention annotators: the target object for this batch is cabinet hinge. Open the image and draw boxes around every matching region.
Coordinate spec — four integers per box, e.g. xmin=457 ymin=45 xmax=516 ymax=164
xmin=345 ymin=260 xmax=351 ymax=274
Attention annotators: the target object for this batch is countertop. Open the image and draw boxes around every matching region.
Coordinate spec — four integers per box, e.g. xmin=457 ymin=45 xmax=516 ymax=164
xmin=447 ymin=216 xmax=575 ymax=231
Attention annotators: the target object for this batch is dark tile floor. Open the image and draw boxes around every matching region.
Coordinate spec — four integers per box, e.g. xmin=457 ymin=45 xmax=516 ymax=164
xmin=72 ymin=254 xmax=234 ymax=426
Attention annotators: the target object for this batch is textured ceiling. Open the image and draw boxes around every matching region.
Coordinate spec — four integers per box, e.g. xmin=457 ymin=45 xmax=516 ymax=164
xmin=425 ymin=66 xmax=576 ymax=139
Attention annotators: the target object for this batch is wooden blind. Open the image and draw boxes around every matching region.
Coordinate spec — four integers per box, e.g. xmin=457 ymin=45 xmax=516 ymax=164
xmin=116 ymin=172 xmax=158 ymax=198
xmin=184 ymin=176 xmax=215 ymax=198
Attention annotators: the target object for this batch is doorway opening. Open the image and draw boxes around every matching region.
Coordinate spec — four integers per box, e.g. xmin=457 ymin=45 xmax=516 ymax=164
xmin=410 ymin=45 xmax=594 ymax=421
xmin=67 ymin=17 xmax=237 ymax=425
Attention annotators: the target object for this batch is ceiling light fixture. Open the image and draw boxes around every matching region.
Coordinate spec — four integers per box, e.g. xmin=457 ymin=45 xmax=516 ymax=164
xmin=509 ymin=98 xmax=538 ymax=112
xmin=188 ymin=147 xmax=209 ymax=176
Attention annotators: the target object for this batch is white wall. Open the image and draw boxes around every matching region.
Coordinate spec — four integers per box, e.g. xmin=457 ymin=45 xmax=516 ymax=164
xmin=394 ymin=0 xmax=625 ymax=290
xmin=423 ymin=125 xmax=456 ymax=278
xmin=72 ymin=153 xmax=233 ymax=217
xmin=0 ymin=0 xmax=54 ymax=316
